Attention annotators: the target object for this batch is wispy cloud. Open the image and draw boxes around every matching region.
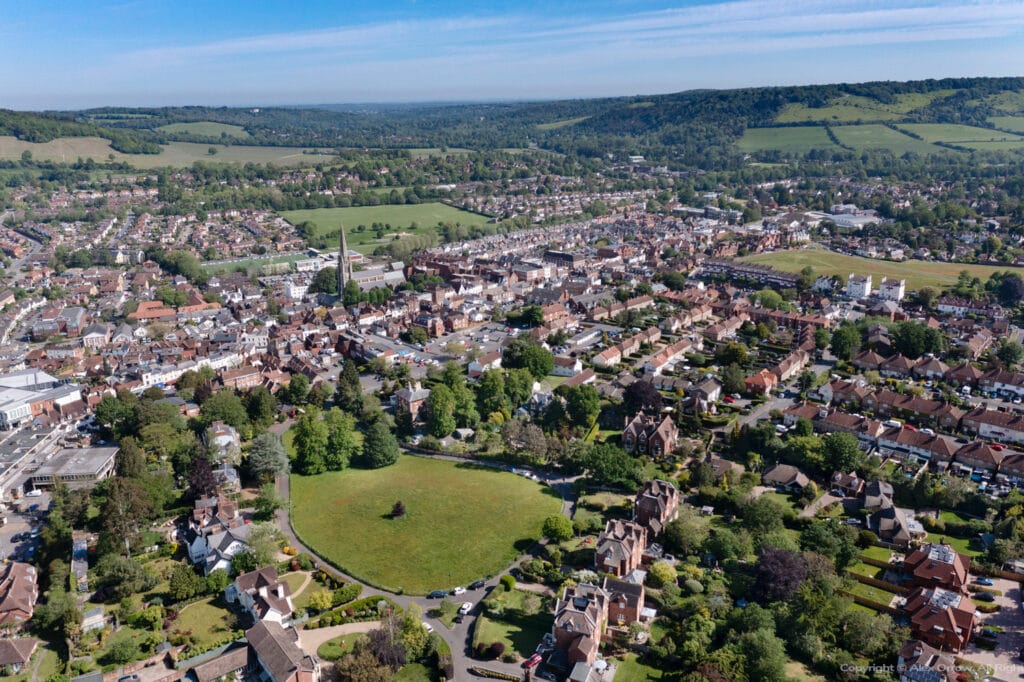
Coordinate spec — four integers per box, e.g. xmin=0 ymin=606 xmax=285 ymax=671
xmin=13 ymin=0 xmax=1024 ymax=108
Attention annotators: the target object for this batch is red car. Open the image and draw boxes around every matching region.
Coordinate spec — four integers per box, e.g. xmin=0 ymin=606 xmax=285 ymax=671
xmin=723 ymin=396 xmax=735 ymax=404
xmin=993 ymin=444 xmax=1005 ymax=451
xmin=524 ymin=654 xmax=543 ymax=669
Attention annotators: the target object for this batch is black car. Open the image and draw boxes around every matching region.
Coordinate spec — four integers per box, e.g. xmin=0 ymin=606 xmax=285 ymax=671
xmin=469 ymin=580 xmax=486 ymax=590
xmin=9 ymin=532 xmax=22 ymax=543
xmin=427 ymin=590 xmax=447 ymax=599
xmin=975 ymin=592 xmax=996 ymax=602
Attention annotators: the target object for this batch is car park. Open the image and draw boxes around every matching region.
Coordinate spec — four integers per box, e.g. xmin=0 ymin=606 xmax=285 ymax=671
xmin=458 ymin=601 xmax=473 ymax=615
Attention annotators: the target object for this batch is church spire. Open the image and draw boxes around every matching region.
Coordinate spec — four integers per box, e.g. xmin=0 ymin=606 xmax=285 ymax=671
xmin=337 ymin=223 xmax=352 ymax=294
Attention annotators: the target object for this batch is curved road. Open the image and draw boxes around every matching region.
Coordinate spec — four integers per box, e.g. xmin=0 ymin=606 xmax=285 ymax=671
xmin=273 ymin=452 xmax=576 ymax=680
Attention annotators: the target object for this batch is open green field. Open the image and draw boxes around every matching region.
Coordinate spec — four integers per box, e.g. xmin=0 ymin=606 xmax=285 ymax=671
xmin=739 ymin=246 xmax=1008 ymax=290
xmin=899 ymin=123 xmax=1024 ymax=146
xmin=776 ymin=92 xmax=956 ymax=124
xmin=157 ymin=121 xmax=252 ymax=139
xmin=831 ymin=124 xmax=941 ymax=154
xmin=280 ymin=203 xmax=491 ymax=250
xmin=536 ymin=116 xmax=591 ymax=131
xmin=0 ymin=136 xmax=334 ymax=168
xmin=989 ymin=116 xmax=1024 ymax=133
xmin=290 ymin=455 xmax=562 ymax=594
xmin=736 ymin=127 xmax=838 ymax=153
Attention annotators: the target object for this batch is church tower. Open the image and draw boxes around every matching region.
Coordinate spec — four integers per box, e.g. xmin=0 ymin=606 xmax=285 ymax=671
xmin=337 ymin=223 xmax=352 ymax=294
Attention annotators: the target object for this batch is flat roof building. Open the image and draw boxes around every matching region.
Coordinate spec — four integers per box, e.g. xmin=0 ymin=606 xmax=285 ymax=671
xmin=30 ymin=447 xmax=118 ymax=488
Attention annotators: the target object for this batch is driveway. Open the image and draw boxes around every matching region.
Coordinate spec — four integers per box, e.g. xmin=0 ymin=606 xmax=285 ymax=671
xmin=960 ymin=578 xmax=1024 ymax=676
xmin=299 ymin=620 xmax=382 ymax=653
xmin=799 ymin=493 xmax=841 ymax=519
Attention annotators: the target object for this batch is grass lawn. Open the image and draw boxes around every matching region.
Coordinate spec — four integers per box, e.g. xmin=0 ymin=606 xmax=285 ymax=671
xmin=317 ymin=633 xmax=367 ymax=661
xmin=613 ymin=654 xmax=674 ymax=680
xmin=762 ymin=491 xmax=800 ymax=514
xmin=395 ymin=663 xmax=439 ymax=681
xmin=281 ymin=571 xmax=309 ymax=597
xmin=735 ymin=127 xmax=838 ymax=154
xmin=860 ymin=546 xmax=893 ymax=562
xmin=157 ymin=121 xmax=252 ymax=139
xmin=846 ymin=581 xmax=897 ymax=605
xmin=739 ymin=245 xmax=1006 ymax=291
xmin=925 ymin=532 xmax=983 ymax=557
xmin=173 ymin=597 xmax=239 ymax=649
xmin=847 ymin=562 xmax=885 ymax=579
xmin=472 ymin=611 xmax=552 ymax=661
xmin=290 ymin=455 xmax=562 ymax=594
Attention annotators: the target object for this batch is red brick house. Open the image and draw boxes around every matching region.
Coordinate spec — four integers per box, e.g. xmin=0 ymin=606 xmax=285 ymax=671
xmin=604 ymin=578 xmax=646 ymax=629
xmin=633 ymin=479 xmax=679 ymax=536
xmin=596 ymin=519 xmax=647 ymax=577
xmin=552 ymin=582 xmax=609 ymax=665
xmin=622 ymin=413 xmax=678 ymax=457
xmin=744 ymin=368 xmax=778 ymax=396
xmin=903 ymin=543 xmax=971 ymax=593
xmin=903 ymin=587 xmax=976 ymax=653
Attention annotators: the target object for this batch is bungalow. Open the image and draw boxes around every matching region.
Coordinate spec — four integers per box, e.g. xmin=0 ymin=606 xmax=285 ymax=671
xmin=0 ymin=638 xmax=39 ymax=676
xmin=762 ymin=463 xmax=809 ymax=493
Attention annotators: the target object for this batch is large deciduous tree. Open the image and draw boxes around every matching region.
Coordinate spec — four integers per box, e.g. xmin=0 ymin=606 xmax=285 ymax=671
xmin=622 ymin=380 xmax=662 ymax=415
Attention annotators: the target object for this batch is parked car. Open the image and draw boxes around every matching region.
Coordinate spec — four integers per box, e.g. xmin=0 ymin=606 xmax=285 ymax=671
xmin=723 ymin=396 xmax=735 ymax=404
xmin=981 ymin=628 xmax=998 ymax=638
xmin=421 ymin=622 xmax=434 ymax=633
xmin=24 ymin=489 xmax=42 ymax=498
xmin=975 ymin=592 xmax=996 ymax=602
xmin=524 ymin=654 xmax=543 ymax=669
xmin=458 ymin=601 xmax=474 ymax=615
xmin=427 ymin=590 xmax=447 ymax=599
xmin=976 ymin=577 xmax=995 ymax=586
xmin=469 ymin=579 xmax=486 ymax=590
xmin=10 ymin=532 xmax=22 ymax=543
xmin=451 ymin=586 xmax=466 ymax=596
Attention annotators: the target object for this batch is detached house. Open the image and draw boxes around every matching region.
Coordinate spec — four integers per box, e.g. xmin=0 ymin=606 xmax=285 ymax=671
xmin=595 ymin=519 xmax=647 ymax=577
xmin=903 ymin=543 xmax=971 ymax=593
xmin=0 ymin=562 xmax=38 ymax=629
xmin=552 ymin=582 xmax=608 ymax=666
xmin=226 ymin=566 xmax=295 ymax=625
xmin=902 ymin=587 xmax=976 ymax=653
xmin=622 ymin=413 xmax=678 ymax=457
xmin=634 ymin=479 xmax=680 ymax=536
xmin=762 ymin=463 xmax=809 ymax=493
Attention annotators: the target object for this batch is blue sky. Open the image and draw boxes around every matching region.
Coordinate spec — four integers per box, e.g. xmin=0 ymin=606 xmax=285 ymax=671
xmin=3 ymin=0 xmax=1024 ymax=109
